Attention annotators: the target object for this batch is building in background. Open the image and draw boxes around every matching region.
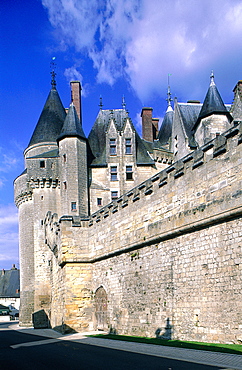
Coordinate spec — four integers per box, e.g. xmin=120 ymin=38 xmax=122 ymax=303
xmin=0 ymin=265 xmax=20 ymax=319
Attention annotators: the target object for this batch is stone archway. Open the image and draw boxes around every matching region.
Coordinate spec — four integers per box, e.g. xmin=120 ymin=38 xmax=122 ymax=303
xmin=94 ymin=286 xmax=108 ymax=330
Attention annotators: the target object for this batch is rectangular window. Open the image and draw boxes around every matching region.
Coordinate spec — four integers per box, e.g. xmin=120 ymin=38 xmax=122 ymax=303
xmin=97 ymin=198 xmax=102 ymax=206
xmin=63 ymin=154 xmax=66 ymax=163
xmin=111 ymin=191 xmax=118 ymax=200
xmin=125 ymin=138 xmax=132 ymax=154
xmin=40 ymin=160 xmax=45 ymax=168
xmin=126 ymin=165 xmax=133 ymax=180
xmin=110 ymin=138 xmax=117 ymax=155
xmin=71 ymin=202 xmax=77 ymax=211
xmin=110 ymin=166 xmax=118 ymax=181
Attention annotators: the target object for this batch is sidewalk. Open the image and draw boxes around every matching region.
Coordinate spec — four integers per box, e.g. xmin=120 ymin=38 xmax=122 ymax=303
xmin=12 ymin=324 xmax=242 ymax=370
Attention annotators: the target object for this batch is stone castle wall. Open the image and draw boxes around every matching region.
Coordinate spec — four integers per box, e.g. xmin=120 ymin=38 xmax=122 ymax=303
xmin=56 ymin=123 xmax=242 ymax=343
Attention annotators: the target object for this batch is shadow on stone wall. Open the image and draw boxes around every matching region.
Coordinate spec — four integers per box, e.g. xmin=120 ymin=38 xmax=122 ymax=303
xmin=53 ymin=323 xmax=77 ymax=335
xmin=155 ymin=318 xmax=172 ymax=340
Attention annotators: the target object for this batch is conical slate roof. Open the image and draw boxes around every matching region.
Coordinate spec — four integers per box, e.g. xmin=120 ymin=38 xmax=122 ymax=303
xmin=28 ymin=88 xmax=66 ymax=147
xmin=194 ymin=73 xmax=230 ymax=130
xmin=157 ymin=108 xmax=173 ymax=146
xmin=58 ymin=103 xmax=86 ymax=141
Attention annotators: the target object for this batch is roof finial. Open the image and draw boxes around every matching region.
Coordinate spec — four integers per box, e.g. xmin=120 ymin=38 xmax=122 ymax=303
xmin=122 ymin=95 xmax=126 ymax=109
xmin=210 ymin=70 xmax=215 ymax=86
xmin=50 ymin=57 xmax=57 ymax=90
xmin=166 ymin=74 xmax=173 ymax=112
xmin=99 ymin=95 xmax=103 ymax=109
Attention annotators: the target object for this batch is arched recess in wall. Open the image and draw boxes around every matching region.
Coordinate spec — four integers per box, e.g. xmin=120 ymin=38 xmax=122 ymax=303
xmin=94 ymin=286 xmax=108 ymax=331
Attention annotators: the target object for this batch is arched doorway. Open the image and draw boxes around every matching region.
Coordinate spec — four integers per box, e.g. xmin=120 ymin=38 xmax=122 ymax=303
xmin=95 ymin=286 xmax=108 ymax=330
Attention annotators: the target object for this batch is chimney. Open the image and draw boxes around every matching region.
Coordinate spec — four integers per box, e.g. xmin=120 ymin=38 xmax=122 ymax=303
xmin=141 ymin=107 xmax=159 ymax=142
xmin=141 ymin=107 xmax=153 ymax=142
xmin=70 ymin=81 xmax=82 ymax=124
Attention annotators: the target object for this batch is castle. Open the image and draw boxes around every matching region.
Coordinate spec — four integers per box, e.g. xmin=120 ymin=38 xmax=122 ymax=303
xmin=14 ymin=72 xmax=242 ymax=343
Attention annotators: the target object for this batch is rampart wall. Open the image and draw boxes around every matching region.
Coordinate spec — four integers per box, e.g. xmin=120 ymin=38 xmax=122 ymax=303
xmin=53 ymin=123 xmax=242 ymax=342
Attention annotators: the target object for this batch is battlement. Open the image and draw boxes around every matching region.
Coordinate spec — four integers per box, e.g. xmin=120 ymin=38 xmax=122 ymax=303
xmin=63 ymin=121 xmax=242 ymax=228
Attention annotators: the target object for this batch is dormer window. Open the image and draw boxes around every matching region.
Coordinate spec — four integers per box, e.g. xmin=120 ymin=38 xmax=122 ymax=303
xmin=125 ymin=138 xmax=132 ymax=154
xmin=109 ymin=138 xmax=117 ymax=155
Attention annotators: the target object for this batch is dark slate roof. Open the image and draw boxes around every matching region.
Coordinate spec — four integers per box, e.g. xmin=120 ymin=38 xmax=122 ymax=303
xmin=58 ymin=103 xmax=86 ymax=141
xmin=0 ymin=268 xmax=20 ymax=298
xmin=135 ymin=134 xmax=154 ymax=166
xmin=193 ymin=81 xmax=231 ymax=130
xmin=157 ymin=109 xmax=173 ymax=146
xmin=29 ymin=149 xmax=59 ymax=159
xmin=177 ymin=102 xmax=202 ymax=146
xmin=88 ymin=109 xmax=154 ymax=167
xmin=28 ymin=88 xmax=66 ymax=147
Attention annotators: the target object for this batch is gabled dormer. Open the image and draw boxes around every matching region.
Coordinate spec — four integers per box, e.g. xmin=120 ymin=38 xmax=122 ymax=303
xmin=106 ymin=117 xmax=119 ymax=160
xmin=122 ymin=118 xmax=136 ymax=160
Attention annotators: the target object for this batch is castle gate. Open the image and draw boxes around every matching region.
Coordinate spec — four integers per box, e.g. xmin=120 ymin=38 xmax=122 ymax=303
xmin=94 ymin=287 xmax=107 ymax=330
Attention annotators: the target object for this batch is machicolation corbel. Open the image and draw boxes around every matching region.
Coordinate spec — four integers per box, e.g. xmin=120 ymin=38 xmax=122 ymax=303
xmin=213 ymin=135 xmax=227 ymax=157
xmin=192 ymin=149 xmax=204 ymax=169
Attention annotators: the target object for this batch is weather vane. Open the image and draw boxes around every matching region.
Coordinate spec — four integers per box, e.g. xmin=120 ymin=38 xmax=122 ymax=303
xmin=50 ymin=57 xmax=57 ymax=89
xmin=210 ymin=70 xmax=215 ymax=86
xmin=122 ymin=95 xmax=126 ymax=109
xmin=166 ymin=73 xmax=173 ymax=108
xmin=99 ymin=95 xmax=103 ymax=109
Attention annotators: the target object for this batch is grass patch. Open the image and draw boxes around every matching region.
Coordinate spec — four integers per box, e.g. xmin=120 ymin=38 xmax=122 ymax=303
xmin=89 ymin=334 xmax=242 ymax=356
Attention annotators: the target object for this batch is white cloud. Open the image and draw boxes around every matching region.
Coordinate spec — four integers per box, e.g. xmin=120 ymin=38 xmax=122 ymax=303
xmin=64 ymin=66 xmax=90 ymax=97
xmin=0 ymin=150 xmax=20 ymax=173
xmin=0 ymin=204 xmax=19 ymax=269
xmin=42 ymin=0 xmax=242 ymax=100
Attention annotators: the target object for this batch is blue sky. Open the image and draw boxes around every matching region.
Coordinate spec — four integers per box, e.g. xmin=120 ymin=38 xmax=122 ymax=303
xmin=1 ymin=0 xmax=242 ymax=269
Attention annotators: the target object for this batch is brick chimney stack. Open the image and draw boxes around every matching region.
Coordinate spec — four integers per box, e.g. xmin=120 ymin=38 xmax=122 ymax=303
xmin=70 ymin=81 xmax=82 ymax=123
xmin=141 ymin=107 xmax=159 ymax=142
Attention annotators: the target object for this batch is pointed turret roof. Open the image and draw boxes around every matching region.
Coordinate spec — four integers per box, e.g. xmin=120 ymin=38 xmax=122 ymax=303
xmin=157 ymin=109 xmax=173 ymax=146
xmin=58 ymin=103 xmax=86 ymax=141
xmin=157 ymin=85 xmax=173 ymax=146
xmin=28 ymin=87 xmax=66 ymax=147
xmin=193 ymin=72 xmax=231 ymax=130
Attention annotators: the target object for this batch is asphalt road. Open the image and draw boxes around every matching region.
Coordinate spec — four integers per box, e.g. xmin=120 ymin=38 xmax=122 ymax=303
xmin=0 ymin=322 xmax=225 ymax=370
